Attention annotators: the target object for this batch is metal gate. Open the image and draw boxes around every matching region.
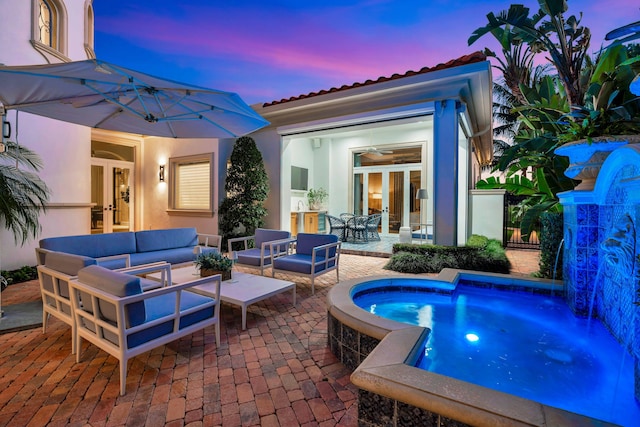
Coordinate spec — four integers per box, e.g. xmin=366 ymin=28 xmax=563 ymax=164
xmin=503 ymin=193 xmax=540 ymax=249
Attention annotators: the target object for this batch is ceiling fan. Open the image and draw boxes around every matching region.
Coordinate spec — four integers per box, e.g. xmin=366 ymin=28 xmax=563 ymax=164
xmin=358 ymin=146 xmax=393 ymax=157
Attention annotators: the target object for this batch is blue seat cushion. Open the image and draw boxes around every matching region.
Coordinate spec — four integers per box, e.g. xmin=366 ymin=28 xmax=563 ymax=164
xmin=295 ymin=233 xmax=338 ymax=256
xmin=273 ymin=254 xmax=335 ymax=274
xmin=237 ymin=248 xmax=274 ymax=266
xmin=40 ymin=232 xmax=136 ymax=259
xmin=127 ymin=291 xmax=215 ymax=348
xmin=77 ymin=265 xmax=145 ymax=328
xmin=135 ymin=228 xmax=198 ymax=253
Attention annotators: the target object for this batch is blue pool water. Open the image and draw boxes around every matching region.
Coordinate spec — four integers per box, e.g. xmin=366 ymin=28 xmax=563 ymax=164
xmin=353 ymin=280 xmax=640 ymax=426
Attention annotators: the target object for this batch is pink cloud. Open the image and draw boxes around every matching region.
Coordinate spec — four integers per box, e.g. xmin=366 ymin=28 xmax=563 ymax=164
xmin=96 ymin=4 xmax=465 ymax=86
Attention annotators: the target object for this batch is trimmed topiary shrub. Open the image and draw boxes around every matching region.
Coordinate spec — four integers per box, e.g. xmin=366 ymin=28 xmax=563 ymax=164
xmin=386 ymin=235 xmax=511 ymax=274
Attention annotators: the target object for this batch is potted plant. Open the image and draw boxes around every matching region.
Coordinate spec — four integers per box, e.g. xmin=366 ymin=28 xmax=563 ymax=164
xmin=194 ymin=251 xmax=233 ymax=281
xmin=307 ymin=187 xmax=328 ymax=210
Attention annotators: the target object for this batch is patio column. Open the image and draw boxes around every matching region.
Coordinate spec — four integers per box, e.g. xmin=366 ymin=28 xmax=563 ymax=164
xmin=432 ymin=99 xmax=459 ymax=246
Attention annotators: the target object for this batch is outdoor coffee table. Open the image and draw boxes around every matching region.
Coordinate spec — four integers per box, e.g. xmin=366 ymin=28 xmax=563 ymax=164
xmin=148 ymin=267 xmax=295 ymax=330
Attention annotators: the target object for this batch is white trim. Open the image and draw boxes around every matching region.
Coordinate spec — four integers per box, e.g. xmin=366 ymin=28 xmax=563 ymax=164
xmin=277 ymin=102 xmax=435 ymax=137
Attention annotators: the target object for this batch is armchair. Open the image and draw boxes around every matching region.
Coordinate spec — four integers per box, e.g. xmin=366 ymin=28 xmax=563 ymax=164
xmin=69 ymin=265 xmax=221 ymax=396
xmin=37 ymin=251 xmax=97 ymax=354
xmin=228 ymin=228 xmax=291 ymax=275
xmin=270 ymin=233 xmax=341 ymax=295
xmin=37 ymin=251 xmax=180 ymax=355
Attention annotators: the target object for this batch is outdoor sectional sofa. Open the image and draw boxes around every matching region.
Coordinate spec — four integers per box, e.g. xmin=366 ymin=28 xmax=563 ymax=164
xmin=36 ymin=227 xmax=221 ymax=269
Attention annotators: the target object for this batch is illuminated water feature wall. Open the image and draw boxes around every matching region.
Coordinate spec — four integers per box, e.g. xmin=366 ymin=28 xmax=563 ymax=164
xmin=558 ymin=140 xmax=640 ymax=403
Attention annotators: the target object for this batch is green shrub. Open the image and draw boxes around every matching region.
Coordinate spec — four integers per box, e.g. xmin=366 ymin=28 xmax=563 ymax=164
xmin=539 ymin=212 xmax=564 ymax=279
xmin=1 ymin=265 xmax=38 ymax=287
xmin=383 ymin=252 xmax=431 ymax=273
xmin=386 ymin=235 xmax=511 ymax=274
xmin=466 ymin=234 xmax=489 ymax=248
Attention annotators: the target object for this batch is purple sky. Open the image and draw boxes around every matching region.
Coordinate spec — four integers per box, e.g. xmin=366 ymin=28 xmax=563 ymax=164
xmin=93 ymin=1 xmax=639 ymax=105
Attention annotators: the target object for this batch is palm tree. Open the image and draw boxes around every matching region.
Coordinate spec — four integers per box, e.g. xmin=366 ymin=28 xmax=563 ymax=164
xmin=469 ymin=0 xmax=591 ymax=108
xmin=0 ymin=141 xmax=50 ymax=244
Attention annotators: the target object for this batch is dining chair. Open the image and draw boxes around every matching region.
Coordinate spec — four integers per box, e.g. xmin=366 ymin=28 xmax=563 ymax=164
xmin=340 ymin=213 xmax=355 ymax=241
xmin=366 ymin=214 xmax=382 ymax=241
xmin=347 ymin=215 xmax=369 ymax=243
xmin=326 ymin=215 xmax=347 ymax=241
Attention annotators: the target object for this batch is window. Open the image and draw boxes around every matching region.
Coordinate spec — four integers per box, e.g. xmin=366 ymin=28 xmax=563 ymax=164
xmin=84 ymin=3 xmax=96 ymax=58
xmin=38 ymin=0 xmax=55 ymax=48
xmin=31 ymin=0 xmax=68 ymax=61
xmin=168 ymin=153 xmax=214 ymax=216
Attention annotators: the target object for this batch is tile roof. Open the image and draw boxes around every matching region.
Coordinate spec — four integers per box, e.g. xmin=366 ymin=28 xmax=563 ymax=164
xmin=262 ymin=51 xmax=487 ymax=107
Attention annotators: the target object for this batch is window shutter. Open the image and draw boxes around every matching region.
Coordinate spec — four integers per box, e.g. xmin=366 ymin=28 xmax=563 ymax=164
xmin=176 ymin=162 xmax=210 ymax=209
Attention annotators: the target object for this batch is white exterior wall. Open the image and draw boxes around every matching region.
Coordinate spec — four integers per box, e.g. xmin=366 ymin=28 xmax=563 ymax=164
xmin=0 ymin=0 xmax=93 ymax=269
xmin=469 ymin=189 xmax=506 ymax=243
xmin=141 ymin=136 xmax=221 ymax=235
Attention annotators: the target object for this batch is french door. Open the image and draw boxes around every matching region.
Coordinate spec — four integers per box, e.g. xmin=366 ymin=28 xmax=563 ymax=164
xmin=90 ymin=159 xmax=134 ymax=234
xmin=353 ymin=166 xmax=421 ymax=235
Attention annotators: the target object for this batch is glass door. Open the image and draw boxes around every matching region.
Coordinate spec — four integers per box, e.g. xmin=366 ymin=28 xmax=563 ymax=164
xmin=91 ymin=159 xmax=134 ymax=234
xmin=354 ymin=168 xmax=418 ymax=235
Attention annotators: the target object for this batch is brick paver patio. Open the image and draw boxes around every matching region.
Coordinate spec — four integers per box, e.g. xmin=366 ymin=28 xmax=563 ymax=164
xmin=0 ymin=250 xmax=539 ymax=426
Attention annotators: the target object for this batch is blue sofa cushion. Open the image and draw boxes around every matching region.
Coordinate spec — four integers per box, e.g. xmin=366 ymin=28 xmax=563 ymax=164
xmin=237 ymin=248 xmax=274 ymax=266
xmin=295 ymin=233 xmax=338 ymax=256
xmin=254 ymin=229 xmax=290 ymax=248
xmin=130 ymin=247 xmax=199 ymax=266
xmin=40 ymin=232 xmax=137 ymax=259
xmin=135 ymin=228 xmax=198 ymax=253
xmin=273 ymin=254 xmax=335 ymax=274
xmin=127 ymin=291 xmax=215 ymax=348
xmin=77 ymin=265 xmax=145 ymax=328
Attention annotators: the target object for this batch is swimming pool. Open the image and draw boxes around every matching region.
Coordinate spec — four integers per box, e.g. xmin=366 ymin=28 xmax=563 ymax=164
xmin=352 ymin=280 xmax=638 ymax=426
xmin=327 ymin=272 xmax=638 ymax=426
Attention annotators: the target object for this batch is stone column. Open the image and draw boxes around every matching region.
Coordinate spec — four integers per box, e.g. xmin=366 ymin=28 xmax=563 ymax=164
xmin=433 ymin=99 xmax=459 ymax=246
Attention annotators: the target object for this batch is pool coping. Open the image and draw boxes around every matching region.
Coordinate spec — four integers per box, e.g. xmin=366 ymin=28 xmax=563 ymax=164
xmin=327 ymin=269 xmax=619 ymax=427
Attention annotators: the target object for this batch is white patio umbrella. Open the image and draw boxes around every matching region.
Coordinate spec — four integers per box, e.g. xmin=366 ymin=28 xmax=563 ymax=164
xmin=0 ymin=59 xmax=269 ymax=140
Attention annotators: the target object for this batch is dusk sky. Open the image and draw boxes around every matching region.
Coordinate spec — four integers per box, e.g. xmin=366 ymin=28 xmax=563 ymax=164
xmin=93 ymin=1 xmax=640 ymax=106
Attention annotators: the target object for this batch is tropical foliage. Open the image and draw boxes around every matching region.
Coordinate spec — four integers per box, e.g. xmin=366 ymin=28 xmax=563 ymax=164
xmin=470 ymin=0 xmax=640 ymax=243
xmin=218 ymin=136 xmax=269 ymax=243
xmin=0 ymin=140 xmax=50 ymax=244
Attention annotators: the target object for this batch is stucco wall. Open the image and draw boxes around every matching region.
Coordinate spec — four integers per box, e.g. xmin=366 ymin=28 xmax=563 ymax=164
xmin=469 ymin=189 xmax=506 ymax=243
xmin=0 ymin=0 xmax=93 ymax=269
xmin=141 ymin=137 xmax=220 ymax=235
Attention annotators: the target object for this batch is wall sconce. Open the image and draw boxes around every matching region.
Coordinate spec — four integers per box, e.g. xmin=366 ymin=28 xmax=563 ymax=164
xmin=159 ymin=165 xmax=165 ymax=182
xmin=372 ymin=193 xmax=382 ymax=199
